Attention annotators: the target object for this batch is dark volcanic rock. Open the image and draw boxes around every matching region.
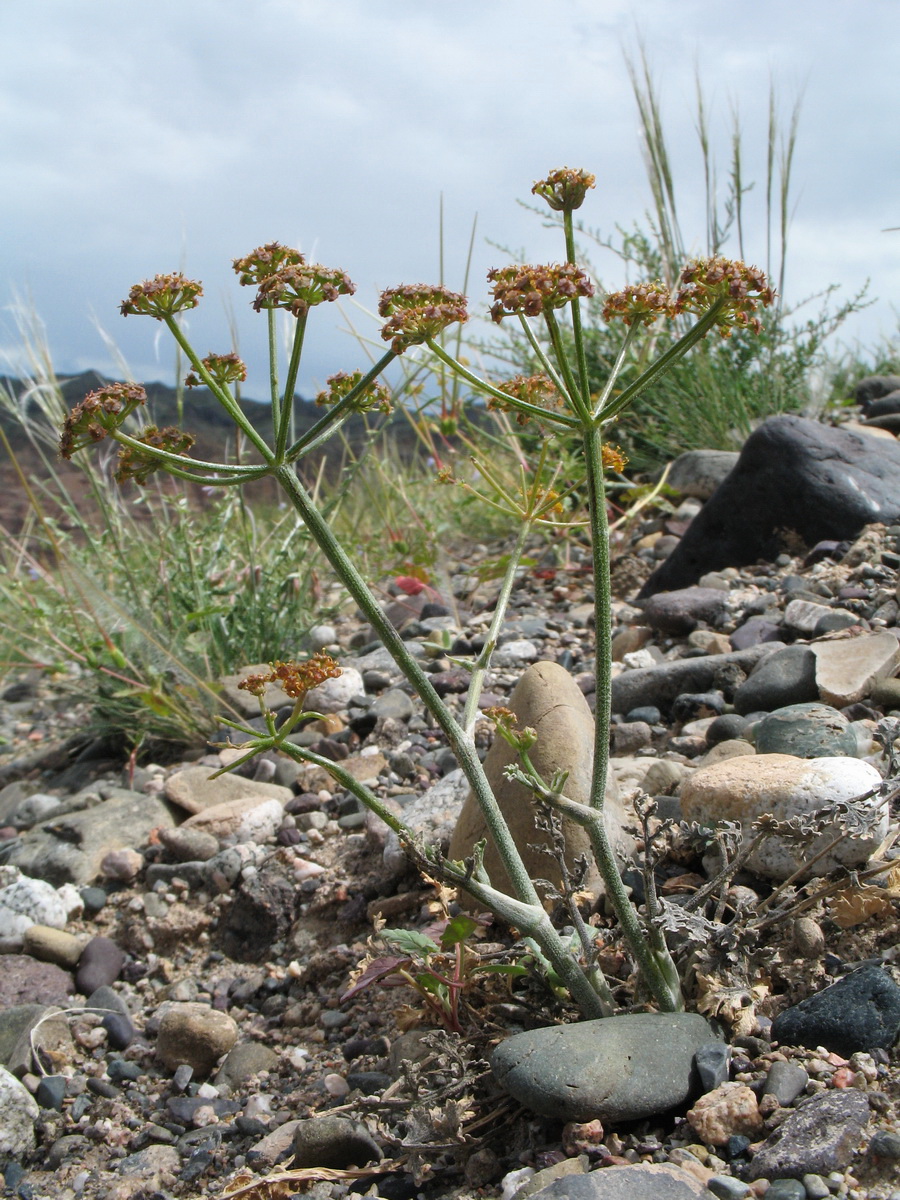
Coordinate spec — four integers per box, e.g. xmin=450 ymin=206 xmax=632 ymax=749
xmin=771 ymin=965 xmax=900 ymax=1056
xmin=639 ymin=416 xmax=900 ymax=596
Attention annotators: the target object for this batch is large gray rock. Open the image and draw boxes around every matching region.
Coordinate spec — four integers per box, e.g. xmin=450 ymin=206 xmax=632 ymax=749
xmin=491 ymin=1013 xmax=719 ymax=1123
xmin=5 ymin=789 xmax=177 ymax=886
xmin=611 ymin=644 xmax=779 ymax=717
xmin=753 ymin=703 xmax=858 ymax=758
xmin=640 ymin=416 xmax=900 ymax=596
xmin=528 ymin=1163 xmax=715 ymax=1199
xmin=748 ymin=1089 xmax=869 ymax=1180
xmin=448 ymin=662 xmax=632 ymax=902
xmin=732 ymin=646 xmax=818 ymax=715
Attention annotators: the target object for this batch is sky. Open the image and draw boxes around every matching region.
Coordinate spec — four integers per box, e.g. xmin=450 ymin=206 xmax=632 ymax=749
xmin=2 ymin=1 xmax=899 ymax=402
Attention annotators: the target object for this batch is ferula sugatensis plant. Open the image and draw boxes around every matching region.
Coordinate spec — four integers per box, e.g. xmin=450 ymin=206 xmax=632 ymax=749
xmin=59 ymin=169 xmax=775 ymax=1017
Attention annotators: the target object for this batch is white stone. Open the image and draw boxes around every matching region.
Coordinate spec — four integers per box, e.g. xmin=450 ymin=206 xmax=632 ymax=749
xmin=0 ymin=1065 xmax=39 ymax=1155
xmin=681 ymin=754 xmax=885 ymax=880
xmin=305 ymin=667 xmax=365 ymax=713
xmin=783 ymin=599 xmax=833 ymax=635
xmin=0 ymin=873 xmax=68 ymax=952
xmin=493 ymin=639 xmax=538 ymax=666
xmin=182 ymin=797 xmax=285 ymax=845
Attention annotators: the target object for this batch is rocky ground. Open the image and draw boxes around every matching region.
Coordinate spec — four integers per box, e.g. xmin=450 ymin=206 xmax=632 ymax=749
xmin=2 ymin=444 xmax=900 ymax=1199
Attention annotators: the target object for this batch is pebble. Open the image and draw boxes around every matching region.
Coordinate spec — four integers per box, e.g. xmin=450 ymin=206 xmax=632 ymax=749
xmin=523 ymin=1162 xmax=714 ymax=1198
xmin=0 ymin=956 xmax=72 ymax=1006
xmin=749 ymin=1089 xmax=870 ymax=1179
xmin=764 ymin=1181 xmax=806 ymax=1200
xmin=694 ymin=1042 xmax=731 ymax=1092
xmin=0 ymin=1066 xmax=39 ymax=1156
xmin=290 ymin=1115 xmax=382 ymax=1168
xmin=637 ymin=586 xmax=730 ymax=635
xmin=75 ymin=935 xmax=125 ymax=994
xmin=810 ymin=629 xmax=900 ymax=707
xmin=214 ymin=1041 xmax=279 ymax=1093
xmin=155 ymin=1003 xmax=239 ymax=1076
xmin=0 ymin=873 xmax=68 ymax=951
xmin=762 ymin=1061 xmax=809 ymax=1106
xmin=34 ymin=1074 xmax=66 ymax=1111
xmin=22 ymin=924 xmax=86 ymax=968
xmin=733 ymin=645 xmax=817 ymax=714
xmin=753 ymin=702 xmax=859 ymax=758
xmin=686 ymin=1083 xmax=764 ymax=1146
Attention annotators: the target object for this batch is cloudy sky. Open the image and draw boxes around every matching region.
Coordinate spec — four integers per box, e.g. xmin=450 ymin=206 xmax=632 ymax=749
xmin=2 ymin=1 xmax=898 ymax=400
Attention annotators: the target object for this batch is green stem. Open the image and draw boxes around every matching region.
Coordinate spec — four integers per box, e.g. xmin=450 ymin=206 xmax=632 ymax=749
xmin=462 ymin=519 xmax=532 ymax=735
xmin=284 ymin=351 xmax=396 ymax=462
xmin=163 ymin=317 xmax=274 ymax=463
xmin=426 ymin=340 xmax=578 ymax=429
xmin=597 ymin=300 xmax=727 ymax=423
xmin=582 ymin=424 xmax=612 ymax=814
xmin=515 ymin=313 xmax=571 ymax=401
xmin=592 ymin=322 xmax=642 ymax=420
xmin=267 ymin=308 xmax=281 ymax=436
xmin=277 ymin=312 xmax=308 ymax=462
xmin=563 ymin=210 xmax=591 ymax=410
xmin=111 ymin=431 xmax=265 ymax=477
xmin=543 ymin=310 xmax=590 ymax=421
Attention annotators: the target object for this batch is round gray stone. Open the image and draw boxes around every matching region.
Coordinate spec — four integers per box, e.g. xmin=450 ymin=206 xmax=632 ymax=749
xmin=754 ymin=703 xmax=858 ymax=758
xmin=290 ymin=1115 xmax=382 ymax=1169
xmin=491 ymin=1013 xmax=719 ymax=1123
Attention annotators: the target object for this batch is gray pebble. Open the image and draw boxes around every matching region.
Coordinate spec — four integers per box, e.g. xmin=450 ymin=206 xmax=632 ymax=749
xmin=763 ymin=1181 xmax=806 ymax=1200
xmin=694 ymin=1042 xmax=731 ymax=1093
xmin=35 ymin=1074 xmax=66 ymax=1111
xmin=75 ymin=936 xmax=125 ymax=994
xmin=291 ymin=1115 xmax=382 ymax=1169
xmin=762 ymin=1061 xmax=809 ymax=1107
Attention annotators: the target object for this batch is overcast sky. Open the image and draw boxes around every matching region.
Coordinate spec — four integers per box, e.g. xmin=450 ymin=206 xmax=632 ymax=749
xmin=2 ymin=1 xmax=898 ymax=401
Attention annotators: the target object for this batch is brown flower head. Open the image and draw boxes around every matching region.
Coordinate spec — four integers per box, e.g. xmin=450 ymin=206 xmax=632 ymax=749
xmin=232 ymin=243 xmax=306 ymax=287
xmin=120 ymin=274 xmax=203 ymax=320
xmin=601 ymin=443 xmax=628 ymax=474
xmin=674 ymin=257 xmax=775 ymax=337
xmin=114 ymin=425 xmax=196 ymax=485
xmin=185 ymin=352 xmax=248 ymax=389
xmin=488 ymin=263 xmax=594 ymax=323
xmin=316 ymin=370 xmax=392 ymax=414
xmin=59 ymin=382 xmax=147 ymax=459
xmin=490 ymin=374 xmax=564 ymax=425
xmin=484 ymin=705 xmax=537 ymax=752
xmin=237 ymin=654 xmax=343 ymax=705
xmin=532 ymin=167 xmax=596 ymax=213
xmin=378 ymin=285 xmax=469 ymax=354
xmin=253 ymin=263 xmax=355 ymax=318
xmin=602 ymin=282 xmax=675 ymax=327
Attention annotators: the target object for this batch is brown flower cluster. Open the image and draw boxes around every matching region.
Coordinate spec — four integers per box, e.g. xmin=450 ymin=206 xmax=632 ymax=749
xmin=378 ymin=285 xmax=469 ymax=354
xmin=532 ymin=167 xmax=596 ymax=213
xmin=484 ymin=705 xmax=537 ymax=752
xmin=114 ymin=426 xmax=196 ymax=485
xmin=488 ymin=263 xmax=594 ymax=323
xmin=490 ymin=374 xmax=564 ymax=425
xmin=674 ymin=257 xmax=775 ymax=336
xmin=237 ymin=654 xmax=343 ymax=703
xmin=253 ymin=263 xmax=355 ymax=318
xmin=232 ymin=243 xmax=306 ymax=287
xmin=315 ymin=370 xmax=392 ymax=414
xmin=59 ymin=383 xmax=147 ymax=459
xmin=601 ymin=443 xmax=628 ymax=474
xmin=120 ymin=274 xmax=203 ymax=320
xmin=602 ymin=282 xmax=675 ymax=327
xmin=185 ymin=352 xmax=247 ymax=389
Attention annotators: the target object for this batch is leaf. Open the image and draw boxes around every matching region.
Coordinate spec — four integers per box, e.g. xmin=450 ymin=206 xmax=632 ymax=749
xmin=440 ymin=914 xmax=478 ymax=949
xmin=340 ymin=955 xmax=411 ymax=1002
xmin=829 ymin=886 xmax=893 ymax=929
xmin=476 ymin=963 xmax=528 ymax=977
xmin=382 ymin=928 xmax=441 ymax=957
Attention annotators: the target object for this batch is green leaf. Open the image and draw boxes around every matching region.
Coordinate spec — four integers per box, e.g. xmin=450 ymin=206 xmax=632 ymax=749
xmin=382 ymin=928 xmax=440 ymax=957
xmin=475 ymin=963 xmax=528 ymax=977
xmin=440 ymin=914 xmax=478 ymax=950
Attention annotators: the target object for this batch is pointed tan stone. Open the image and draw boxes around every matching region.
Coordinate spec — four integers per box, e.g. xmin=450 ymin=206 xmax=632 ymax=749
xmin=448 ymin=661 xmax=633 ymax=903
xmin=811 ymin=630 xmax=900 ymax=707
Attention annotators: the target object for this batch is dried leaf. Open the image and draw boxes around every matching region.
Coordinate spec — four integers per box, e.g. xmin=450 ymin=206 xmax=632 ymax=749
xmin=829 ymin=886 xmax=893 ymax=929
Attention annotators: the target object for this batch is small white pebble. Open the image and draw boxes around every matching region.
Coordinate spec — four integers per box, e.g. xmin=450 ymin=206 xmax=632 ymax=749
xmin=323 ymin=1073 xmax=349 ymax=1098
xmin=192 ymin=1105 xmax=219 ymax=1127
xmin=197 ymin=1082 xmax=219 ymax=1099
xmin=294 ymin=859 xmax=325 ymax=881
xmin=500 ymin=1167 xmax=534 ymax=1200
xmin=287 ymin=1047 xmax=310 ymax=1071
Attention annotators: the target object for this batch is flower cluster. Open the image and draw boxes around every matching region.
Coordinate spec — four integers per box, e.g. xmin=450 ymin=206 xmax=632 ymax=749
xmin=531 ymin=167 xmax=596 ymax=213
xmin=120 ymin=274 xmax=203 ymax=320
xmin=232 ymin=243 xmax=306 ymax=287
xmin=602 ymin=282 xmax=675 ymax=327
xmin=487 ymin=263 xmax=594 ymax=323
xmin=237 ymin=654 xmax=343 ymax=703
xmin=114 ymin=426 xmax=196 ymax=485
xmin=601 ymin=443 xmax=628 ymax=474
xmin=485 ymin=705 xmax=537 ymax=753
xmin=252 ymin=263 xmax=355 ymax=318
xmin=185 ymin=352 xmax=247 ymax=389
xmin=674 ymin=257 xmax=775 ymax=336
xmin=316 ymin=370 xmax=392 ymax=414
xmin=489 ymin=374 xmax=564 ymax=425
xmin=59 ymin=383 xmax=147 ymax=459
xmin=378 ymin=285 xmax=469 ymax=354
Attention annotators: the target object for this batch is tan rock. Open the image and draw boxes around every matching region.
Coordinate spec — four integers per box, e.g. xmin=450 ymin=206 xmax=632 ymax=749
xmin=22 ymin=925 xmax=88 ymax=968
xmin=811 ymin=630 xmax=900 ymax=707
xmin=611 ymin=625 xmax=653 ymax=661
xmin=448 ymin=661 xmax=633 ymax=903
xmin=155 ymin=1002 xmax=238 ymax=1075
xmin=165 ymin=765 xmax=292 ymax=815
xmin=687 ymin=1082 xmax=764 ymax=1146
xmin=681 ymin=754 xmax=885 ymax=880
xmin=697 ymin=739 xmax=756 ymax=767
